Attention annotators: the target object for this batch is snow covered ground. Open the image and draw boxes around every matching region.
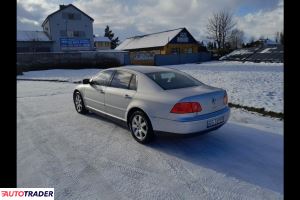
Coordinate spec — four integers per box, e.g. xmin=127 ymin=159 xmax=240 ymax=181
xmin=167 ymin=61 xmax=283 ymax=113
xmin=17 ymin=80 xmax=283 ymax=199
xmin=17 ymin=61 xmax=283 ymax=113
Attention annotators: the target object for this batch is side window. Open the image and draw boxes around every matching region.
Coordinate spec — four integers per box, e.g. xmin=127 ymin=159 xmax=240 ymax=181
xmin=110 ymin=71 xmax=133 ymax=89
xmin=93 ymin=70 xmax=114 ymax=86
xmin=129 ymin=75 xmax=137 ymax=90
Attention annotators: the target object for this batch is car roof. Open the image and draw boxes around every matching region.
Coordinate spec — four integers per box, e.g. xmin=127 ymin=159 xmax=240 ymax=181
xmin=110 ymin=65 xmax=174 ymax=74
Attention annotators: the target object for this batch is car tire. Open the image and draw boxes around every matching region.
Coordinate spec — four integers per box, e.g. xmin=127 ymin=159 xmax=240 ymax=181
xmin=73 ymin=91 xmax=88 ymax=114
xmin=129 ymin=111 xmax=154 ymax=144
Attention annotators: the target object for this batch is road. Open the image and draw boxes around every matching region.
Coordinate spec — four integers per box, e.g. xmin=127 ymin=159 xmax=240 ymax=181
xmin=17 ymin=80 xmax=283 ymax=200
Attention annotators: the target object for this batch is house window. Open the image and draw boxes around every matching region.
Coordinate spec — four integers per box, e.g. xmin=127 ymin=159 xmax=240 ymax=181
xmin=73 ymin=31 xmax=80 ymax=37
xmin=67 ymin=30 xmax=73 ymax=37
xmin=62 ymin=31 xmax=85 ymax=38
xmin=60 ymin=30 xmax=67 ymax=37
xmin=184 ymin=48 xmax=193 ymax=54
xmin=171 ymin=48 xmax=180 ymax=54
xmin=62 ymin=13 xmax=81 ymax=20
xmin=68 ymin=13 xmax=74 ymax=19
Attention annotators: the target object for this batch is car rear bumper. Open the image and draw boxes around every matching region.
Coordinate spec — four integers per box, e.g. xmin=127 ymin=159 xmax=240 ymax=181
xmin=151 ymin=107 xmax=230 ymax=134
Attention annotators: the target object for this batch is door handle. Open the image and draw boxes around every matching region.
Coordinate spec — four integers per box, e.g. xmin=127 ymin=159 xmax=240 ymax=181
xmin=100 ymin=90 xmax=105 ymax=94
xmin=124 ymin=94 xmax=132 ymax=99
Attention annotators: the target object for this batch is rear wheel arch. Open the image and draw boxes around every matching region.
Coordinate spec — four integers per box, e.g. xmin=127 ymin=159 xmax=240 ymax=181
xmin=127 ymin=108 xmax=154 ymax=143
xmin=126 ymin=107 xmax=152 ymax=127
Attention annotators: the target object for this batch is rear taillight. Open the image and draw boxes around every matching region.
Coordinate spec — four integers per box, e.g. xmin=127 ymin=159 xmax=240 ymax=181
xmin=224 ymin=94 xmax=228 ymax=105
xmin=170 ymin=102 xmax=202 ymax=114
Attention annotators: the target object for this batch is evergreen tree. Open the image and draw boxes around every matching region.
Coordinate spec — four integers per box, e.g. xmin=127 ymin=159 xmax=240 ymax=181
xmin=104 ymin=25 xmax=119 ymax=49
xmin=207 ymin=41 xmax=213 ymax=50
xmin=198 ymin=41 xmax=207 ymax=51
xmin=104 ymin=25 xmax=114 ymax=40
xmin=111 ymin=37 xmax=120 ymax=49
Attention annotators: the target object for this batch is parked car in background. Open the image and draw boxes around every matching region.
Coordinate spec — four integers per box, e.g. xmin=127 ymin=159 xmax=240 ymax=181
xmin=73 ymin=66 xmax=230 ymax=143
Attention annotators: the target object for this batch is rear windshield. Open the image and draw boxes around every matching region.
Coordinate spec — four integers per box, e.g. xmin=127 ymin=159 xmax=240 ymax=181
xmin=146 ymin=71 xmax=203 ymax=90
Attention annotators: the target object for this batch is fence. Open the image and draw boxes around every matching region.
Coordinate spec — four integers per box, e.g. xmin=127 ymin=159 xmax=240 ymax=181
xmin=154 ymin=52 xmax=211 ymax=66
xmin=17 ymin=50 xmax=130 ymax=72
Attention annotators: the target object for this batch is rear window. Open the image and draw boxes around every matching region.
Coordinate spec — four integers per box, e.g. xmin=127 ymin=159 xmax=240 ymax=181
xmin=146 ymin=71 xmax=203 ymax=90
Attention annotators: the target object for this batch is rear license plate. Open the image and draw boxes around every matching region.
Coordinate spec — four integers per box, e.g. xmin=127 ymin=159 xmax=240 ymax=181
xmin=207 ymin=116 xmax=224 ymax=128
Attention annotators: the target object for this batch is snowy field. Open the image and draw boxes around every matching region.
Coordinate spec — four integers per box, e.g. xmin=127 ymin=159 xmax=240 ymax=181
xmin=17 ymin=80 xmax=283 ymax=199
xmin=17 ymin=61 xmax=283 ymax=113
xmin=167 ymin=61 xmax=283 ymax=113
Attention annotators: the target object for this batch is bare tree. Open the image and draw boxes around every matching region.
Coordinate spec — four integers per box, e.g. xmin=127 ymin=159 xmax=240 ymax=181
xmin=275 ymin=31 xmax=284 ymax=45
xmin=206 ymin=10 xmax=236 ymax=50
xmin=280 ymin=32 xmax=284 ymax=45
xmin=229 ymin=29 xmax=244 ymax=49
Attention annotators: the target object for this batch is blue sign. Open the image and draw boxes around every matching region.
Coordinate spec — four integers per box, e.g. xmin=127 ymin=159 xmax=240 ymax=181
xmin=60 ymin=38 xmax=91 ymax=50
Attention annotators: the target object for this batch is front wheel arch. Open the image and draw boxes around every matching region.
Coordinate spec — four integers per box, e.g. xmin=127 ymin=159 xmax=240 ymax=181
xmin=73 ymin=90 xmax=88 ymax=114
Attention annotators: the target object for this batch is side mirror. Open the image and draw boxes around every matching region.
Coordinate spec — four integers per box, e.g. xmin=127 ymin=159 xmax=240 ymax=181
xmin=82 ymin=79 xmax=90 ymax=84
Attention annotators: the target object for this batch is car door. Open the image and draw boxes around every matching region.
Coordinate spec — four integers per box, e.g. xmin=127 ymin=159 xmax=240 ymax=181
xmin=105 ymin=70 xmax=137 ymax=120
xmin=84 ymin=70 xmax=114 ymax=112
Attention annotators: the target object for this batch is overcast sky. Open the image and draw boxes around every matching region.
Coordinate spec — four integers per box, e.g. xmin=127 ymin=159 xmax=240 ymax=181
xmin=17 ymin=0 xmax=283 ymax=42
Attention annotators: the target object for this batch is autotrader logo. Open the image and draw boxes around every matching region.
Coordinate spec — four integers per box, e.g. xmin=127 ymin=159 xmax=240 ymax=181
xmin=0 ymin=188 xmax=54 ymax=200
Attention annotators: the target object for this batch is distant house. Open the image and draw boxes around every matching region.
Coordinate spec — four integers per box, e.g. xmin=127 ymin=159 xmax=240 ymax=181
xmin=17 ymin=30 xmax=53 ymax=52
xmin=116 ymin=27 xmax=199 ymax=65
xmin=94 ymin=36 xmax=111 ymax=50
xmin=41 ymin=4 xmax=94 ymax=52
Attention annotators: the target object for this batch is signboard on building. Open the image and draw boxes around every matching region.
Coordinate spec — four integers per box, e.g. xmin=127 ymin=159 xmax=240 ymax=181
xmin=60 ymin=38 xmax=91 ymax=51
xmin=132 ymin=50 xmax=160 ymax=61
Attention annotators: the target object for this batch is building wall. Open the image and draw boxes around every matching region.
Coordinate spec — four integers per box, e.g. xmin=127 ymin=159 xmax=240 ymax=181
xmin=129 ymin=49 xmax=161 ymax=65
xmin=95 ymin=41 xmax=111 ymax=50
xmin=46 ymin=6 xmax=94 ymax=52
xmin=128 ymin=44 xmax=198 ymax=65
xmin=17 ymin=41 xmax=53 ymax=53
xmin=17 ymin=51 xmax=129 ymax=70
xmin=155 ymin=52 xmax=211 ymax=66
xmin=163 ymin=43 xmax=198 ymax=54
xmin=42 ymin=20 xmax=51 ymax=38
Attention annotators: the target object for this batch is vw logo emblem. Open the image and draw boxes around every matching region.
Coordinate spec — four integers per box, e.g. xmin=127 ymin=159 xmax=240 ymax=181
xmin=212 ymin=98 xmax=216 ymax=104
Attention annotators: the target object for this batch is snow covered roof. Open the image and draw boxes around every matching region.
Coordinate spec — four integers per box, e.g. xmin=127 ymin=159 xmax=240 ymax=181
xmin=259 ymin=47 xmax=277 ymax=53
xmin=94 ymin=36 xmax=110 ymax=42
xmin=116 ymin=28 xmax=184 ymax=50
xmin=220 ymin=45 xmax=283 ymax=62
xmin=17 ymin=30 xmax=51 ymax=42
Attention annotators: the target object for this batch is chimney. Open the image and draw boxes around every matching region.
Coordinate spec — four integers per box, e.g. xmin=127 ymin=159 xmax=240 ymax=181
xmin=60 ymin=4 xmax=67 ymax=10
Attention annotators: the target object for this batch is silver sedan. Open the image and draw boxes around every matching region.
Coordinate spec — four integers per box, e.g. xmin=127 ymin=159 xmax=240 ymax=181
xmin=73 ymin=65 xmax=230 ymax=143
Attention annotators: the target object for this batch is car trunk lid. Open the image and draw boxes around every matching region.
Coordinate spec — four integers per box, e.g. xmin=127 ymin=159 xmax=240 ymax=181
xmin=167 ymin=84 xmax=227 ymax=115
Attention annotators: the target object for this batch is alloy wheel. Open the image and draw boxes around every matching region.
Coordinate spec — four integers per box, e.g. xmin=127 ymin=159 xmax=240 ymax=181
xmin=131 ymin=115 xmax=148 ymax=140
xmin=75 ymin=93 xmax=83 ymax=112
